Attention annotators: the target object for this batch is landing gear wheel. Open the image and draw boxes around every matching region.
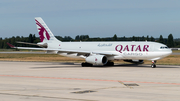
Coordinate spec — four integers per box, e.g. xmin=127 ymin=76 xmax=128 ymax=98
xmin=151 ymin=64 xmax=156 ymax=68
xmin=81 ymin=62 xmax=93 ymax=67
xmin=105 ymin=62 xmax=114 ymax=66
xmin=151 ymin=61 xmax=157 ymax=68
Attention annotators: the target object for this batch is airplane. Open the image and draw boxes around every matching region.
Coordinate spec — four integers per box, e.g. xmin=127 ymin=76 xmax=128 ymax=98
xmin=7 ymin=17 xmax=172 ymax=68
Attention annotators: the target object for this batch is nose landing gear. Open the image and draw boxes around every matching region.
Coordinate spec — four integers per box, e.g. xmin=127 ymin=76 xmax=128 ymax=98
xmin=151 ymin=61 xmax=156 ymax=68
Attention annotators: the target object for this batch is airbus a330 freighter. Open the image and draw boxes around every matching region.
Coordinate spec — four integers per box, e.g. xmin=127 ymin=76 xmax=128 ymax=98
xmin=8 ymin=17 xmax=172 ymax=68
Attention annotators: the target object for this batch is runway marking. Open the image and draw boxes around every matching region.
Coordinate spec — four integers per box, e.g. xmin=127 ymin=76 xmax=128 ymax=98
xmin=118 ymin=81 xmax=134 ymax=89
xmin=0 ymin=92 xmax=96 ymax=101
xmin=0 ymin=74 xmax=180 ymax=86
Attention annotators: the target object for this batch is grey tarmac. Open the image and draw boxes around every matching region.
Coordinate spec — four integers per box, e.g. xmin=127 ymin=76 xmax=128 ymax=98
xmin=0 ymin=61 xmax=180 ymax=101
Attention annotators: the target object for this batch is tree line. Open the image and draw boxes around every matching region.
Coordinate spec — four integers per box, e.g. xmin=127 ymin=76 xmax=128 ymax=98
xmin=0 ymin=33 xmax=179 ymax=49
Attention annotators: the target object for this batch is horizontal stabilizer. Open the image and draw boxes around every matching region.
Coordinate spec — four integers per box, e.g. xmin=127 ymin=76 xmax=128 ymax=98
xmin=16 ymin=41 xmax=38 ymax=46
xmin=16 ymin=41 xmax=47 ymax=48
xmin=7 ymin=43 xmax=16 ymax=48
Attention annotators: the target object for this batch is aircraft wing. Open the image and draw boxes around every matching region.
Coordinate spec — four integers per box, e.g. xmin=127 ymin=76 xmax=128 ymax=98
xmin=7 ymin=43 xmax=117 ymax=56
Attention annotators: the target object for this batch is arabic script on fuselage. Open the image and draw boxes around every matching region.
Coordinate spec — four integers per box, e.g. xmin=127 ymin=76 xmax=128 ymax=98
xmin=98 ymin=43 xmax=112 ymax=47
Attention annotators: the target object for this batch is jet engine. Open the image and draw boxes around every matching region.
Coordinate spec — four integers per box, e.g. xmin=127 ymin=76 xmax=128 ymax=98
xmin=123 ymin=60 xmax=144 ymax=64
xmin=85 ymin=55 xmax=108 ymax=65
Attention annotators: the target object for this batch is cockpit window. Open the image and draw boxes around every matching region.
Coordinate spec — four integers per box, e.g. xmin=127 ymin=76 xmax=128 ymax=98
xmin=160 ymin=46 xmax=169 ymax=49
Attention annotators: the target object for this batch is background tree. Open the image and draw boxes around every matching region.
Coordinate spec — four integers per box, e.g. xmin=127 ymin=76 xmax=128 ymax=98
xmin=0 ymin=37 xmax=2 ymax=48
xmin=3 ymin=38 xmax=8 ymax=49
xmin=122 ymin=36 xmax=126 ymax=41
xmin=55 ymin=36 xmax=63 ymax=41
xmin=146 ymin=35 xmax=149 ymax=41
xmin=28 ymin=34 xmax=33 ymax=43
xmin=132 ymin=36 xmax=135 ymax=41
xmin=150 ymin=36 xmax=155 ymax=41
xmin=112 ymin=34 xmax=117 ymax=41
xmin=159 ymin=35 xmax=164 ymax=43
xmin=75 ymin=35 xmax=80 ymax=40
xmin=167 ymin=34 xmax=174 ymax=47
xmin=32 ymin=34 xmax=36 ymax=42
xmin=63 ymin=36 xmax=73 ymax=41
xmin=1 ymin=33 xmax=180 ymax=49
xmin=141 ymin=36 xmax=145 ymax=41
xmin=79 ymin=35 xmax=89 ymax=41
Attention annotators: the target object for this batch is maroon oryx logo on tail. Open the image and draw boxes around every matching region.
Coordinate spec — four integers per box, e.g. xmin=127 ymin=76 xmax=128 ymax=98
xmin=35 ymin=19 xmax=50 ymax=42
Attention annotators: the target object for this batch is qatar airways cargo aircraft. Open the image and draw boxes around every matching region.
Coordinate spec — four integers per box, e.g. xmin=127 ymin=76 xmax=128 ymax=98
xmin=7 ymin=17 xmax=172 ymax=68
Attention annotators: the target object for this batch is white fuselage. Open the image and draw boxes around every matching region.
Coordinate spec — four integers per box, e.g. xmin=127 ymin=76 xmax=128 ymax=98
xmin=47 ymin=41 xmax=172 ymax=61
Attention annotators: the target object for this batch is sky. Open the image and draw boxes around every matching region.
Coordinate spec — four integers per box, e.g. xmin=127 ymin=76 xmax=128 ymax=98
xmin=1 ymin=0 xmax=180 ymax=39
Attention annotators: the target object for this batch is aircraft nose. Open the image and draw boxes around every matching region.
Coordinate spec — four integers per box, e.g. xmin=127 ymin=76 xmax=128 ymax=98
xmin=166 ymin=49 xmax=172 ymax=56
xmin=161 ymin=49 xmax=172 ymax=57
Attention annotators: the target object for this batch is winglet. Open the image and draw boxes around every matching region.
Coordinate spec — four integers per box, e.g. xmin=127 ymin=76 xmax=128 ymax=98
xmin=7 ymin=43 xmax=16 ymax=48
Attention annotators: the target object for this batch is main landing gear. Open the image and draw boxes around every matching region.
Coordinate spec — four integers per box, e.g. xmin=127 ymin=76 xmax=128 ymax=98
xmin=105 ymin=61 xmax=114 ymax=66
xmin=81 ymin=61 xmax=114 ymax=67
xmin=81 ymin=62 xmax=93 ymax=67
xmin=151 ymin=61 xmax=156 ymax=68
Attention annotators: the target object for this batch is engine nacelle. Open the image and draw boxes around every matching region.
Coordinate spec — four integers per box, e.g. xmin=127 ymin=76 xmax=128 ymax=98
xmin=86 ymin=55 xmax=108 ymax=65
xmin=124 ymin=60 xmax=144 ymax=64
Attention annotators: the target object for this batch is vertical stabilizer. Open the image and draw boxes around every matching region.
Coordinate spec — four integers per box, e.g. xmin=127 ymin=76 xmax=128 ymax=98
xmin=35 ymin=17 xmax=60 ymax=42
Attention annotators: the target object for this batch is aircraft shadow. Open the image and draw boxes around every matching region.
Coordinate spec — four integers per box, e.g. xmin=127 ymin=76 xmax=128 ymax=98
xmin=112 ymin=64 xmax=179 ymax=68
xmin=31 ymin=62 xmax=81 ymax=69
xmin=31 ymin=62 xmax=179 ymax=69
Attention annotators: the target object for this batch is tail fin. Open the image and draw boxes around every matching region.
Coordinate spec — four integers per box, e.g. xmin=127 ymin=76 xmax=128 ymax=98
xmin=35 ymin=17 xmax=60 ymax=42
